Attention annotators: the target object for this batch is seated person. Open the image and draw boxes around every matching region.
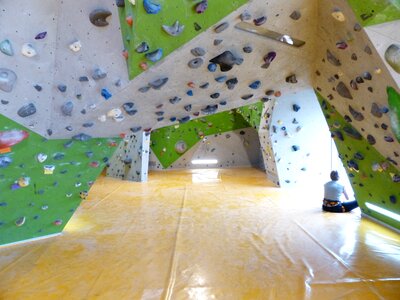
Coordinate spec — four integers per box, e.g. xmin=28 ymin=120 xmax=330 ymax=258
xmin=323 ymin=171 xmax=358 ymax=213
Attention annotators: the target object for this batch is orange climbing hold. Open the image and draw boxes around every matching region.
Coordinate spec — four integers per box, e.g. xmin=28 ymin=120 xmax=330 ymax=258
xmin=126 ymin=15 xmax=133 ymax=26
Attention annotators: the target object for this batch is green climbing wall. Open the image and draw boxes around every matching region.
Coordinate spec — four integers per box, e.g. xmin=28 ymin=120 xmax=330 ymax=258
xmin=317 ymin=92 xmax=400 ymax=230
xmin=118 ymin=0 xmax=249 ymax=79
xmin=236 ymin=101 xmax=264 ymax=130
xmin=151 ymin=108 xmax=254 ymax=169
xmin=388 ymin=86 xmax=400 ymax=143
xmin=0 ymin=114 xmax=119 ymax=245
xmin=347 ymin=0 xmax=400 ymax=27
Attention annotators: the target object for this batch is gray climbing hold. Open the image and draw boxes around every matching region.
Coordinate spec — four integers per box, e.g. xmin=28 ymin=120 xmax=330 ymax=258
xmin=136 ymin=42 xmax=149 ymax=53
xmin=79 ymin=76 xmax=89 ymax=82
xmin=169 ymin=96 xmax=182 ymax=104
xmin=73 ymin=133 xmax=92 ymax=141
xmin=226 ymin=77 xmax=238 ymax=90
xmin=354 ymin=23 xmax=361 ymax=32
xmin=289 ymin=10 xmax=301 ymax=20
xmin=83 ymin=122 xmax=94 ymax=128
xmin=92 ymin=68 xmax=107 ymax=80
xmin=285 ymin=74 xmax=297 ymax=83
xmin=0 ymin=68 xmax=17 ymax=93
xmin=326 ymin=49 xmax=341 ymax=66
xmin=336 ymin=82 xmax=353 ymax=99
xmin=188 ymin=57 xmax=204 ymax=69
xmin=0 ymin=156 xmax=12 ymax=168
xmin=214 ymin=22 xmax=229 ymax=33
xmin=116 ymin=0 xmax=125 ymax=7
xmin=371 ymin=103 xmax=383 ymax=118
xmin=384 ymin=44 xmax=400 ymax=73
xmin=162 ymin=21 xmax=184 ymax=36
xmin=191 ymin=47 xmax=206 ymax=57
xmin=149 ymin=77 xmax=168 ymax=89
xmin=184 ymin=104 xmax=192 ymax=112
xmin=0 ymin=39 xmax=14 ymax=56
xmin=123 ymin=102 xmax=137 ymax=116
xmin=34 ymin=84 xmax=42 ymax=91
xmin=349 ymin=105 xmax=364 ymax=121
xmin=175 ymin=140 xmax=187 ymax=153
xmin=61 ymin=101 xmax=74 ymax=116
xmin=240 ymin=11 xmax=252 ymax=21
xmin=138 ymin=86 xmax=151 ymax=93
xmin=89 ymin=9 xmax=112 ymax=27
xmin=201 ymin=104 xmax=218 ymax=114
xmin=243 ymin=45 xmax=253 ymax=53
xmin=145 ymin=48 xmax=163 ymax=62
xmin=210 ymin=51 xmax=243 ymax=72
xmin=58 ymin=84 xmax=67 ymax=92
xmin=214 ymin=39 xmax=223 ymax=46
xmin=17 ymin=103 xmax=36 ymax=118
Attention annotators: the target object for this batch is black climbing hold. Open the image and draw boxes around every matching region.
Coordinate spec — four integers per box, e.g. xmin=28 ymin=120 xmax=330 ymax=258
xmin=349 ymin=105 xmax=364 ymax=121
xmin=79 ymin=76 xmax=89 ymax=82
xmin=89 ymin=9 xmax=112 ymax=27
xmin=199 ymin=82 xmax=209 ymax=89
xmin=130 ymin=126 xmax=142 ymax=133
xmin=363 ymin=72 xmax=372 ymax=80
xmin=139 ymin=86 xmax=151 ymax=93
xmin=243 ymin=46 xmax=253 ymax=53
xmin=292 ymin=145 xmax=300 ymax=151
xmin=169 ymin=96 xmax=181 ymax=104
xmin=210 ymin=93 xmax=220 ymax=99
xmin=353 ymin=152 xmax=364 ymax=160
xmin=343 ymin=126 xmax=362 ymax=140
xmin=194 ymin=22 xmax=202 ymax=31
xmin=123 ymin=102 xmax=137 ymax=116
xmin=290 ymin=10 xmax=301 ymax=20
xmin=201 ymin=104 xmax=218 ymax=115
xmin=116 ymin=0 xmax=125 ymax=7
xmin=34 ymin=84 xmax=42 ymax=91
xmin=286 ymin=74 xmax=297 ymax=83
xmin=253 ymin=16 xmax=267 ymax=26
xmin=17 ymin=103 xmax=36 ymax=118
xmin=210 ymin=51 xmax=243 ymax=72
xmin=184 ymin=104 xmax=192 ymax=112
xmin=149 ymin=77 xmax=168 ymax=89
xmin=367 ymin=134 xmax=376 ymax=145
xmin=226 ymin=78 xmax=238 ymax=90
xmin=292 ymin=104 xmax=301 ymax=112
xmin=73 ymin=133 xmax=92 ymax=142
xmin=136 ymin=42 xmax=149 ymax=53
xmin=241 ymin=94 xmax=253 ymax=100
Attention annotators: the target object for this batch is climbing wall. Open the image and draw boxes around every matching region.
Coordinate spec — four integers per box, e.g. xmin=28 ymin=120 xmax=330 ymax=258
xmin=318 ymin=94 xmax=400 ymax=230
xmin=0 ymin=115 xmax=118 ymax=245
xmin=314 ymin=0 xmax=400 ymax=169
xmin=106 ymin=131 xmax=150 ymax=181
xmin=268 ymin=89 xmax=337 ymax=188
xmin=314 ymin=0 xmax=400 ymax=228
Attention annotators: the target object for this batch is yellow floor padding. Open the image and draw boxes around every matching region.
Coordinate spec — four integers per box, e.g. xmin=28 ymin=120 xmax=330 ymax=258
xmin=0 ymin=168 xmax=399 ymax=299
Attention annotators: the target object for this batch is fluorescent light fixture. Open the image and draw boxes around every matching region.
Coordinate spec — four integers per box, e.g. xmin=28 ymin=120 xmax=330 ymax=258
xmin=365 ymin=202 xmax=400 ymax=222
xmin=191 ymin=159 xmax=218 ymax=165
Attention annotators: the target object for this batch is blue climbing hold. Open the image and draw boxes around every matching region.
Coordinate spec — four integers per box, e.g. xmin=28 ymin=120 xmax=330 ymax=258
xmin=145 ymin=48 xmax=163 ymax=62
xmin=101 ymin=88 xmax=112 ymax=100
xmin=215 ymin=75 xmax=227 ymax=82
xmin=187 ymin=90 xmax=194 ymax=96
xmin=143 ymin=0 xmax=161 ymax=14
xmin=249 ymin=80 xmax=261 ymax=89
xmin=208 ymin=63 xmax=217 ymax=72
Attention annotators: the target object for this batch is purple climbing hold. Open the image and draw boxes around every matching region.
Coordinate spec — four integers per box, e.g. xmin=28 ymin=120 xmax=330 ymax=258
xmin=262 ymin=52 xmax=276 ymax=69
xmin=253 ymin=16 xmax=267 ymax=26
xmin=35 ymin=31 xmax=47 ymax=40
xmin=195 ymin=0 xmax=208 ymax=14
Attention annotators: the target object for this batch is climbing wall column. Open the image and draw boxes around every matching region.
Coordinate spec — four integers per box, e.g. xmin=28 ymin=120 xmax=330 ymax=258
xmin=106 ymin=131 xmax=150 ymax=182
xmin=258 ymin=100 xmax=280 ymax=186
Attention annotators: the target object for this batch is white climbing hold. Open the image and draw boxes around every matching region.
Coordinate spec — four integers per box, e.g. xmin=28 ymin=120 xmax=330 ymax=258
xmin=36 ymin=153 xmax=48 ymax=163
xmin=107 ymin=108 xmax=122 ymax=118
xmin=69 ymin=40 xmax=82 ymax=52
xmin=98 ymin=115 xmax=107 ymax=122
xmin=21 ymin=43 xmax=37 ymax=57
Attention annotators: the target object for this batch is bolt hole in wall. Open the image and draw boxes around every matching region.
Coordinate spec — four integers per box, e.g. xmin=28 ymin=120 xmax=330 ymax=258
xmin=271 ymin=89 xmax=354 ymax=201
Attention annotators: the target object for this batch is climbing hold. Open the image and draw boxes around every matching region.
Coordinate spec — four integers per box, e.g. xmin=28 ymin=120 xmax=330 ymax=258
xmin=331 ymin=9 xmax=345 ymax=22
xmin=145 ymin=48 xmax=163 ymax=62
xmin=336 ymin=82 xmax=353 ymax=99
xmin=17 ymin=103 xmax=36 ymax=118
xmin=191 ymin=47 xmax=206 ymax=57
xmin=326 ymin=50 xmax=341 ymax=66
xmin=384 ymin=136 xmax=394 ymax=142
xmin=184 ymin=104 xmax=192 ymax=112
xmin=249 ymin=80 xmax=261 ymax=89
xmin=336 ymin=41 xmax=347 ymax=49
xmin=101 ymin=88 xmax=112 ymax=100
xmin=210 ymin=51 xmax=243 ymax=72
xmin=130 ymin=126 xmax=142 ymax=133
xmin=73 ymin=133 xmax=92 ymax=142
xmin=241 ymin=94 xmax=253 ymax=100
xmin=79 ymin=76 xmax=88 ymax=82
xmin=136 ymin=42 xmax=149 ymax=53
xmin=61 ymin=101 xmax=74 ymax=116
xmin=116 ymin=0 xmax=125 ymax=7
xmin=123 ymin=102 xmax=137 ymax=116
xmin=347 ymin=160 xmax=359 ymax=171
xmin=363 ymin=72 xmax=372 ymax=80
xmin=214 ymin=39 xmax=223 ymax=46
xmin=351 ymin=53 xmax=357 ymax=61
xmin=219 ymin=100 xmax=227 ymax=105
xmin=240 ymin=11 xmax=252 ymax=21
xmin=195 ymin=0 xmax=208 ymax=14
xmin=35 ymin=31 xmax=47 ymax=40
xmin=349 ymin=105 xmax=364 ymax=121
xmin=354 ymin=152 xmax=364 ymax=160
xmin=208 ymin=63 xmax=217 ymax=72
xmin=126 ymin=15 xmax=133 ymax=26
xmin=21 ymin=43 xmax=37 ymax=57
xmin=188 ymin=57 xmax=204 ymax=69
xmin=389 ymin=195 xmax=397 ymax=204
xmin=53 ymin=219 xmax=63 ymax=226
xmin=15 ymin=217 xmax=26 ymax=227
xmin=143 ymin=0 xmax=161 ymax=14
xmin=371 ymin=103 xmax=384 ymax=118
xmin=343 ymin=126 xmax=362 ymax=140
xmin=179 ymin=116 xmax=191 ymax=124
xmin=89 ymin=9 xmax=112 ymax=27
xmin=92 ymin=68 xmax=107 ymax=80
xmin=149 ymin=77 xmax=168 ymax=89
xmin=175 ymin=140 xmax=187 ymax=153
xmin=0 ymin=39 xmax=14 ymax=56
xmin=199 ymin=82 xmax=209 ymax=89
xmin=138 ymin=86 xmax=150 ymax=93
xmin=214 ymin=22 xmax=229 ymax=33
xmin=364 ymin=46 xmax=372 ymax=55
xmin=69 ymin=40 xmax=82 ymax=52
xmin=215 ymin=75 xmax=227 ymax=82
xmin=384 ymin=44 xmax=400 ymax=73
xmin=36 ymin=153 xmax=48 ymax=163
xmin=58 ymin=84 xmax=67 ymax=93
xmin=201 ymin=104 xmax=218 ymax=114
xmin=226 ymin=77 xmax=238 ymax=90
xmin=262 ymin=52 xmax=276 ymax=69
xmin=210 ymin=93 xmax=220 ymax=99
xmin=289 ymin=10 xmax=301 ymax=20
xmin=0 ymin=68 xmax=17 ymax=93
xmin=350 ymin=80 xmax=358 ymax=90
xmin=243 ymin=45 xmax=253 ymax=53
xmin=194 ymin=22 xmax=202 ymax=31
xmin=253 ymin=16 xmax=267 ymax=26
xmin=162 ymin=21 xmax=185 ymax=36
xmin=186 ymin=90 xmax=193 ymax=96
xmin=292 ymin=145 xmax=300 ymax=151
xmin=265 ymin=90 xmax=274 ymax=96
xmin=285 ymin=74 xmax=297 ymax=83
xmin=0 ymin=156 xmax=12 ymax=168
xmin=292 ymin=104 xmax=301 ymax=112
xmin=169 ymin=96 xmax=181 ymax=104
xmin=354 ymin=23 xmax=362 ymax=31
xmin=355 ymin=76 xmax=364 ymax=84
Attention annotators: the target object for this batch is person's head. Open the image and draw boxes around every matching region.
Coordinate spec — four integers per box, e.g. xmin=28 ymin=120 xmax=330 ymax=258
xmin=330 ymin=170 xmax=339 ymax=181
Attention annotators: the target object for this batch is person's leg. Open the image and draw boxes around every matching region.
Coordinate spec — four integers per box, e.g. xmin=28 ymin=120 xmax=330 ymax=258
xmin=342 ymin=200 xmax=359 ymax=212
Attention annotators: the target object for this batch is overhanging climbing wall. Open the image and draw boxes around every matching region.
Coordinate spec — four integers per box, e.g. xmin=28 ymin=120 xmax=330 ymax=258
xmin=314 ymin=0 xmax=400 ymax=229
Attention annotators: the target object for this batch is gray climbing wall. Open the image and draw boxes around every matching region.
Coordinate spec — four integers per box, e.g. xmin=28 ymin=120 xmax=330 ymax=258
xmin=149 ymin=128 xmax=262 ymax=170
xmin=269 ymin=89 xmax=349 ymax=188
xmin=314 ymin=0 xmax=400 ymax=170
xmin=106 ymin=131 xmax=150 ymax=182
